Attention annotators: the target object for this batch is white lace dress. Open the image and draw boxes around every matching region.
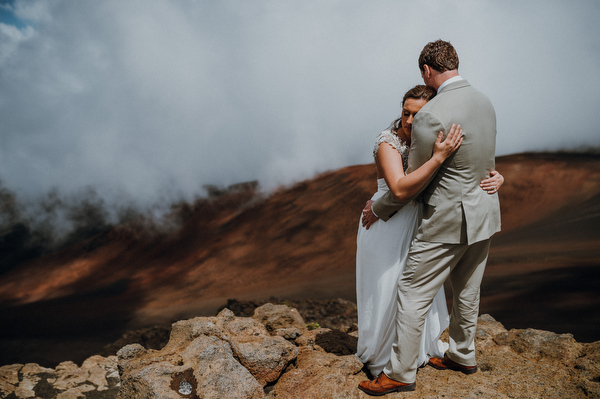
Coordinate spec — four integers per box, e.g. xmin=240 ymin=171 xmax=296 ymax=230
xmin=355 ymin=130 xmax=449 ymax=377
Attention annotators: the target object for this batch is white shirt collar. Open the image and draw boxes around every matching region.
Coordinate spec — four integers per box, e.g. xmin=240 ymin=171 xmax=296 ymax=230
xmin=437 ymin=75 xmax=463 ymax=93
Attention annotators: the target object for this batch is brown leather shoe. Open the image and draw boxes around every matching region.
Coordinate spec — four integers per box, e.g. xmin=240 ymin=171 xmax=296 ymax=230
xmin=428 ymin=354 xmax=477 ymax=375
xmin=358 ymin=373 xmax=416 ymax=396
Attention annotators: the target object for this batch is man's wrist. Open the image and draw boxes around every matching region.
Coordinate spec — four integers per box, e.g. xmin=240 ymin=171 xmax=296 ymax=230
xmin=371 ymin=204 xmax=379 ymax=218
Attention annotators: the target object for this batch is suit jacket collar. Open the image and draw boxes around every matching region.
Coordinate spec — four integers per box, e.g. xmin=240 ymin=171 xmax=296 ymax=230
xmin=438 ymin=78 xmax=470 ymax=94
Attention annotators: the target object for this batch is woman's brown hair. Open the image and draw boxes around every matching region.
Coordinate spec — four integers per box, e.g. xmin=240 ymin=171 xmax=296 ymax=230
xmin=388 ymin=85 xmax=436 ymax=132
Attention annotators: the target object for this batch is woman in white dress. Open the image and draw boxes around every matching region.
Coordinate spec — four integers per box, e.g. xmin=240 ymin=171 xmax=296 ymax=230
xmin=356 ymin=85 xmax=504 ymax=377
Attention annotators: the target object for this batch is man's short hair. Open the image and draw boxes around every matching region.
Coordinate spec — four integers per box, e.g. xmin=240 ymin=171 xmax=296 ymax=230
xmin=418 ymin=40 xmax=459 ymax=73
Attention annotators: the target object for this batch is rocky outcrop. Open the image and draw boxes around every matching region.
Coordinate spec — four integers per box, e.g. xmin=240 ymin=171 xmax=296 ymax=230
xmin=116 ymin=305 xmax=600 ymax=399
xmin=0 ymin=355 xmax=119 ymax=398
xmin=116 ymin=304 xmax=303 ymax=399
xmin=1 ymin=304 xmax=599 ymax=398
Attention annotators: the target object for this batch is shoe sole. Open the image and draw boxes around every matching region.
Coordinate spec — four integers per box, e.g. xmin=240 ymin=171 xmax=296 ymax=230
xmin=428 ymin=361 xmax=478 ymax=375
xmin=358 ymin=382 xmax=416 ymax=396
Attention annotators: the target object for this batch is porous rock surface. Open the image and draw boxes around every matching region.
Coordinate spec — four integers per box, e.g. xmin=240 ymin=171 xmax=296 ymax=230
xmin=0 ymin=355 xmax=119 ymax=398
xmin=1 ymin=304 xmax=599 ymax=398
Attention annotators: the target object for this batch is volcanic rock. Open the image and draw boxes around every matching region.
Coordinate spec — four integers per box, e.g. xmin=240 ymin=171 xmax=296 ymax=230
xmin=1 ymin=303 xmax=599 ymax=398
xmin=0 ymin=355 xmax=119 ymax=398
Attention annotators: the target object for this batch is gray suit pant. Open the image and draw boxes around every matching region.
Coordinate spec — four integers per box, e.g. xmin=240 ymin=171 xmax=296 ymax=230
xmin=383 ymin=237 xmax=491 ymax=383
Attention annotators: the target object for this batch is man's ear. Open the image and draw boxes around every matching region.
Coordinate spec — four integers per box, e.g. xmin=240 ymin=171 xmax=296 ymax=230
xmin=423 ymin=64 xmax=432 ymax=78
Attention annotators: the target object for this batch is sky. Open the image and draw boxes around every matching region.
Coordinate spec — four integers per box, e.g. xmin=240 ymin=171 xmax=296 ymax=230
xmin=1 ymin=0 xmax=599 ymax=213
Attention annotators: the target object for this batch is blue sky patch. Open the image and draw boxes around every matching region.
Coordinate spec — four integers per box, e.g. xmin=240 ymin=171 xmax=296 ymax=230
xmin=0 ymin=0 xmax=28 ymax=29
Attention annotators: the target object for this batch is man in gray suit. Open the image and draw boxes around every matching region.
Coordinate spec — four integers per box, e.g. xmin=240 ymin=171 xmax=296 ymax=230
xmin=358 ymin=40 xmax=501 ymax=395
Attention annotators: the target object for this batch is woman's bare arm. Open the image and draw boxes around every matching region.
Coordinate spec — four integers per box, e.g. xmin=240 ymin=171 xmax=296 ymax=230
xmin=378 ymin=124 xmax=463 ymax=202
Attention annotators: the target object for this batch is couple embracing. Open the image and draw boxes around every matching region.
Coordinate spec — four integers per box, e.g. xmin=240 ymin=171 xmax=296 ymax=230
xmin=355 ymin=40 xmax=502 ymax=395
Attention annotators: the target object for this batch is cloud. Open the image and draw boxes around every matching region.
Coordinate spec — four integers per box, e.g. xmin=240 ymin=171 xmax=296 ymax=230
xmin=0 ymin=0 xmax=599 ymax=212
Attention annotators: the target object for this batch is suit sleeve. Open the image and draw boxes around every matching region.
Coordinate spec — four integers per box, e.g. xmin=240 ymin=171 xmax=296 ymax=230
xmin=371 ymin=111 xmax=445 ymax=221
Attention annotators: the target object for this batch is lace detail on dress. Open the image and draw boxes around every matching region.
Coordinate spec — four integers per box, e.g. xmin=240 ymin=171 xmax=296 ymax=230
xmin=373 ymin=130 xmax=409 ymax=171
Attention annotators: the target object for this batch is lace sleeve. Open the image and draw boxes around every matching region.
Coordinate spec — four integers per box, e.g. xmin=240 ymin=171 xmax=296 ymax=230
xmin=373 ymin=130 xmax=409 ymax=171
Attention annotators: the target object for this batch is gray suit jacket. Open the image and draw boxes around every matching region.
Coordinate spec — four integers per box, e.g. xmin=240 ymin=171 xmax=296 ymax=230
xmin=372 ymin=79 xmax=501 ymax=244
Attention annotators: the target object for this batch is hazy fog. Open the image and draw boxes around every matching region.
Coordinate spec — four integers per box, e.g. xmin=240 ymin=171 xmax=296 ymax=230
xmin=1 ymin=0 xmax=599 ymax=210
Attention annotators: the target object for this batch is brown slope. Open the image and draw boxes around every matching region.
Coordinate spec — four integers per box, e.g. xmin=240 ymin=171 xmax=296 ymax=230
xmin=483 ymin=153 xmax=600 ymax=342
xmin=0 ymin=164 xmax=377 ymax=328
xmin=119 ymin=163 xmax=378 ymax=325
xmin=1 ymin=153 xmax=600 ymax=315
